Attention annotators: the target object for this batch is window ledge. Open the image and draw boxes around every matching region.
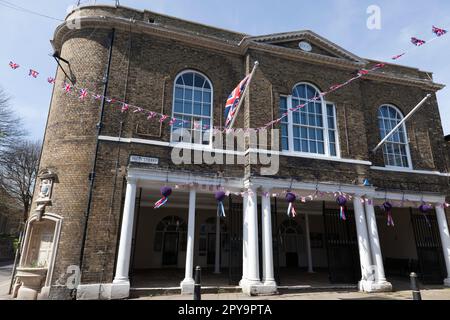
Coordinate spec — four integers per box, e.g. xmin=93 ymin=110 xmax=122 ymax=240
xmin=370 ymin=166 xmax=450 ymax=177
xmin=263 ymin=150 xmax=371 ymax=165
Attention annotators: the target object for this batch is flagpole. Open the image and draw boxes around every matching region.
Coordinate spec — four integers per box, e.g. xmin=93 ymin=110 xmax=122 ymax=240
xmin=372 ymin=93 xmax=432 ymax=153
xmin=228 ymin=61 xmax=259 ymax=129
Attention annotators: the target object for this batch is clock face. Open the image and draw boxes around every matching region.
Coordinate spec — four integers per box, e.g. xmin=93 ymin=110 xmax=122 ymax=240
xmin=299 ymin=41 xmax=312 ymax=52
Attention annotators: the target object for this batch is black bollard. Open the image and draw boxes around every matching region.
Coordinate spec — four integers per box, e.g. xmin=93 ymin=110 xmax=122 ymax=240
xmin=194 ymin=266 xmax=201 ymax=300
xmin=410 ymin=272 xmax=422 ymax=300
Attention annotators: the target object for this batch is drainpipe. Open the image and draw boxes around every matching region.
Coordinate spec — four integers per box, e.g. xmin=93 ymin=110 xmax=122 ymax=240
xmin=79 ymin=28 xmax=115 ymax=272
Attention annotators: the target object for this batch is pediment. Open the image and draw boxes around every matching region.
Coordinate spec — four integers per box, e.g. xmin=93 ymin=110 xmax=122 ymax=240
xmin=248 ymin=30 xmax=367 ymax=65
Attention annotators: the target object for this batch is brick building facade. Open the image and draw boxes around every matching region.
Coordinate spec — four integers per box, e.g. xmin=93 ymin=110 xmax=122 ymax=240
xmin=13 ymin=5 xmax=450 ymax=299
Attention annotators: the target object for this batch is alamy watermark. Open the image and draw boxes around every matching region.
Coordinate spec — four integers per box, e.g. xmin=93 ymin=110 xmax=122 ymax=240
xmin=367 ymin=5 xmax=381 ymax=30
xmin=171 ymin=128 xmax=280 ymax=176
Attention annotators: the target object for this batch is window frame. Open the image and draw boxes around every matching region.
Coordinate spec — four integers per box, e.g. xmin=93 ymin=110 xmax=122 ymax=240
xmin=170 ymin=69 xmax=214 ymax=146
xmin=280 ymin=82 xmax=340 ymax=159
xmin=377 ymin=104 xmax=412 ymax=169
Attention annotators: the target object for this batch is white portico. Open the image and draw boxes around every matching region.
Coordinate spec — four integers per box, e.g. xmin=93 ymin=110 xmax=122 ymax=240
xmin=75 ymin=168 xmax=450 ymax=299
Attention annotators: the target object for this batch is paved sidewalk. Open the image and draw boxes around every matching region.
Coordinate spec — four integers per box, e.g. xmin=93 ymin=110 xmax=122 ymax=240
xmin=0 ymin=261 xmax=13 ymax=299
xmin=133 ymin=288 xmax=450 ymax=300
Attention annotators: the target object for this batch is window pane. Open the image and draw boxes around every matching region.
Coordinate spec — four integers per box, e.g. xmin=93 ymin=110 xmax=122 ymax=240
xmin=330 ymin=143 xmax=336 ymax=156
xmin=281 ymin=125 xmax=288 ymax=137
xmin=282 ymin=137 xmax=289 ymax=151
xmin=183 ymin=101 xmax=192 ymax=114
xmin=175 ymin=87 xmax=183 ymax=100
xmin=293 ymin=111 xmax=300 ymax=124
xmin=316 ymin=104 xmax=322 ymax=116
xmin=327 ymin=104 xmax=334 ymax=117
xmin=184 ymin=88 xmax=193 ymax=101
xmin=308 ymin=114 xmax=316 ymax=126
xmin=294 ymin=139 xmax=301 ymax=151
xmin=194 ymin=90 xmax=202 ymax=102
xmin=328 ymin=116 xmax=335 ymax=129
xmin=329 ymin=130 xmax=336 ymax=143
xmin=176 ymin=77 xmax=184 ymax=85
xmin=293 ymin=126 xmax=300 ymax=138
xmin=194 ymin=74 xmax=205 ymax=87
xmin=294 ymin=85 xmax=306 ymax=98
xmin=202 ymin=103 xmax=211 ymax=116
xmin=183 ymin=73 xmax=194 ymax=86
xmin=316 ymin=115 xmax=323 ymax=127
xmin=203 ymin=91 xmax=211 ymax=103
xmin=300 ymin=112 xmax=307 ymax=125
xmin=317 ymin=129 xmax=324 ymax=141
xmin=301 ymin=139 xmax=308 ymax=152
xmin=309 ymin=140 xmax=317 ymax=153
xmin=300 ymin=127 xmax=307 ymax=139
xmin=174 ymin=100 xmax=183 ymax=113
xmin=318 ymin=142 xmax=325 ymax=154
xmin=194 ymin=102 xmax=201 ymax=115
xmin=306 ymin=85 xmax=317 ymax=100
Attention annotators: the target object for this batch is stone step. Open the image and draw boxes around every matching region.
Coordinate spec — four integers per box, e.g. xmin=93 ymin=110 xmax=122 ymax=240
xmin=130 ymin=284 xmax=358 ymax=298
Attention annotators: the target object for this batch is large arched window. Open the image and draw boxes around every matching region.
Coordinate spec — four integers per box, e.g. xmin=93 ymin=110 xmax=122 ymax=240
xmin=171 ymin=71 xmax=213 ymax=145
xmin=378 ymin=105 xmax=411 ymax=168
xmin=280 ymin=83 xmax=339 ymax=157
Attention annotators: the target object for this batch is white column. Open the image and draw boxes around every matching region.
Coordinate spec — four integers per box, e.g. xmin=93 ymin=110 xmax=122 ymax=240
xmin=261 ymin=190 xmax=276 ymax=291
xmin=365 ymin=199 xmax=392 ymax=291
xmin=305 ymin=213 xmax=314 ymax=273
xmin=111 ymin=177 xmax=137 ymax=299
xmin=241 ymin=183 xmax=262 ymax=295
xmin=246 ymin=187 xmax=260 ymax=283
xmin=181 ymin=187 xmax=196 ymax=294
xmin=353 ymin=196 xmax=373 ymax=291
xmin=435 ymin=204 xmax=450 ymax=286
xmin=214 ymin=215 xmax=221 ymax=274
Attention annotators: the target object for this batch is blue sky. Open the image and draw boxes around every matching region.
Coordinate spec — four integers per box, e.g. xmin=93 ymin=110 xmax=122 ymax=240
xmin=0 ymin=0 xmax=449 ymax=141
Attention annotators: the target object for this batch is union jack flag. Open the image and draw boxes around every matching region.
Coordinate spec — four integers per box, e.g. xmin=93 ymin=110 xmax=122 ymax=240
xmin=224 ymin=75 xmax=250 ymax=129
xmin=47 ymin=77 xmax=56 ymax=84
xmin=391 ymin=53 xmax=406 ymax=60
xmin=432 ymin=26 xmax=447 ymax=37
xmin=9 ymin=61 xmax=19 ymax=69
xmin=64 ymin=82 xmax=72 ymax=93
xmin=121 ymin=103 xmax=129 ymax=112
xmin=411 ymin=37 xmax=426 ymax=46
xmin=29 ymin=69 xmax=39 ymax=78
xmin=79 ymin=88 xmax=88 ymax=100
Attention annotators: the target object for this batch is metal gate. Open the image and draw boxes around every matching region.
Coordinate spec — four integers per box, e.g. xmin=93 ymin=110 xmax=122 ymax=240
xmin=410 ymin=208 xmax=447 ymax=284
xmin=323 ymin=203 xmax=361 ymax=284
xmin=228 ymin=196 xmax=243 ymax=285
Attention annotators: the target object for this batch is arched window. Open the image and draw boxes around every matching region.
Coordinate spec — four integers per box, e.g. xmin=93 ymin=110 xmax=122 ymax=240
xmin=279 ymin=83 xmax=339 ymax=157
xmin=378 ymin=105 xmax=411 ymax=168
xmin=153 ymin=216 xmax=187 ymax=253
xmin=171 ymin=71 xmax=213 ymax=145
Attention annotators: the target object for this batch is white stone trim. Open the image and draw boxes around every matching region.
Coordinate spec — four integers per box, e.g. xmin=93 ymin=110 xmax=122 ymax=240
xmin=20 ymin=213 xmax=63 ymax=292
xmin=99 ymin=135 xmax=372 ymax=166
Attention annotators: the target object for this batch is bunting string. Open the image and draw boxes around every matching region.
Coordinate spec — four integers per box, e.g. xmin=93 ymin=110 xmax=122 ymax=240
xmin=6 ymin=25 xmax=448 ymax=133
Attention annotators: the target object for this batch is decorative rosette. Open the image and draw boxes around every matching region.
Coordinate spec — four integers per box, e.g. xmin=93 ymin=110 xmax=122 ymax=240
xmin=336 ymin=195 xmax=347 ymax=221
xmin=286 ymin=192 xmax=297 ymax=218
xmin=154 ymin=186 xmax=172 ymax=209
xmin=215 ymin=191 xmax=226 ymax=218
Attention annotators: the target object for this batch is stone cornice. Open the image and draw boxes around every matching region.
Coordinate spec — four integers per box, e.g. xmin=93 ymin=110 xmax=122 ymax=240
xmin=52 ymin=13 xmax=445 ymax=92
xmin=248 ymin=30 xmax=368 ymax=65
